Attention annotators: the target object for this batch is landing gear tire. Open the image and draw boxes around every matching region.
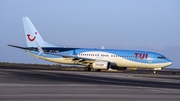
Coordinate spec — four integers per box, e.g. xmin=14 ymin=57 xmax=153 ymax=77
xmin=85 ymin=67 xmax=91 ymax=71
xmin=153 ymin=71 xmax=157 ymax=74
xmin=95 ymin=69 xmax=101 ymax=72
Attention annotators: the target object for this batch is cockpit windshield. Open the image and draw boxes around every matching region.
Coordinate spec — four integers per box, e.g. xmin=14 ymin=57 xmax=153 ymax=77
xmin=157 ymin=56 xmax=166 ymax=59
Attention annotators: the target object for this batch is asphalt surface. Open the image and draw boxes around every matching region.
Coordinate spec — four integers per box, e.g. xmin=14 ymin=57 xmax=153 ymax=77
xmin=0 ymin=66 xmax=180 ymax=101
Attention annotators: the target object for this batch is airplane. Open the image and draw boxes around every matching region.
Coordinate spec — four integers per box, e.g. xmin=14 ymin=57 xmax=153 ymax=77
xmin=8 ymin=17 xmax=172 ymax=72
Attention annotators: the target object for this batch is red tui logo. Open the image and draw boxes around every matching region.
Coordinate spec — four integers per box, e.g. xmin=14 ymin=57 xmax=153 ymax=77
xmin=27 ymin=32 xmax=37 ymax=42
xmin=135 ymin=53 xmax=148 ymax=59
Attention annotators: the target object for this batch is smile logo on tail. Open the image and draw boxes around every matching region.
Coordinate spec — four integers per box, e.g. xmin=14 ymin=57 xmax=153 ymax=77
xmin=27 ymin=32 xmax=37 ymax=42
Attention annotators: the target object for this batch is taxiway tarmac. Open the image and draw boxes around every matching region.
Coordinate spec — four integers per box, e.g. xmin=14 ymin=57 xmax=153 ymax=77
xmin=0 ymin=66 xmax=180 ymax=101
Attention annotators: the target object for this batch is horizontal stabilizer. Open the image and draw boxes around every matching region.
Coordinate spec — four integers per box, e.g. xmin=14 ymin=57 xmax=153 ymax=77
xmin=7 ymin=44 xmax=33 ymax=50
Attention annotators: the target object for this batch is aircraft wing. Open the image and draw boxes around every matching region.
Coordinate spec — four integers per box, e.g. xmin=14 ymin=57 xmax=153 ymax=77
xmin=8 ymin=44 xmax=95 ymax=64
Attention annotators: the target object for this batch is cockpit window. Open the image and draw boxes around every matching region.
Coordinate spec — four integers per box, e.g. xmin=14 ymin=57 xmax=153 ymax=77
xmin=158 ymin=56 xmax=166 ymax=59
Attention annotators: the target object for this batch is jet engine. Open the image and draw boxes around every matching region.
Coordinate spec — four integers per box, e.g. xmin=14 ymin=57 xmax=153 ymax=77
xmin=92 ymin=61 xmax=111 ymax=70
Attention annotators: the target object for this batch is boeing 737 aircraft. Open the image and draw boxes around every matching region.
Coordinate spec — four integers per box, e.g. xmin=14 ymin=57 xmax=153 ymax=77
xmin=8 ymin=17 xmax=172 ymax=72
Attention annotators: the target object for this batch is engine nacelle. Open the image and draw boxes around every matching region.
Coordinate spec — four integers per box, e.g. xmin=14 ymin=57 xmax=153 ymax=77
xmin=92 ymin=61 xmax=110 ymax=70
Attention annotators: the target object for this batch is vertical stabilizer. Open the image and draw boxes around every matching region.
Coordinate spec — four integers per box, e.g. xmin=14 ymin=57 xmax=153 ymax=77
xmin=22 ymin=17 xmax=57 ymax=47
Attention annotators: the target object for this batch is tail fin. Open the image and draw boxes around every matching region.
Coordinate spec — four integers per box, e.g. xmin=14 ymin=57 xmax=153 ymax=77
xmin=22 ymin=17 xmax=57 ymax=47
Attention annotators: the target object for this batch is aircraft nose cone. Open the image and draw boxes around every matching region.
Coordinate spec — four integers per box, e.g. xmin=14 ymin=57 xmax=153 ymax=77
xmin=169 ymin=62 xmax=173 ymax=66
xmin=166 ymin=59 xmax=173 ymax=66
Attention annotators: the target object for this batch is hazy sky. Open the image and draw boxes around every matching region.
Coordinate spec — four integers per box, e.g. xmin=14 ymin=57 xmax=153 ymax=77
xmin=1 ymin=0 xmax=180 ymax=68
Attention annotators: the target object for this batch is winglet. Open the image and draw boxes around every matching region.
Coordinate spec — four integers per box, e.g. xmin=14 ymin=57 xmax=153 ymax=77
xmin=101 ymin=46 xmax=105 ymax=49
xmin=35 ymin=41 xmax=44 ymax=56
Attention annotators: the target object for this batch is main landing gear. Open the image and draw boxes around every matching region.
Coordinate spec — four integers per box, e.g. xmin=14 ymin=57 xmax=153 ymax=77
xmin=84 ymin=67 xmax=101 ymax=72
xmin=153 ymin=71 xmax=157 ymax=74
xmin=85 ymin=67 xmax=91 ymax=71
xmin=94 ymin=69 xmax=101 ymax=72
